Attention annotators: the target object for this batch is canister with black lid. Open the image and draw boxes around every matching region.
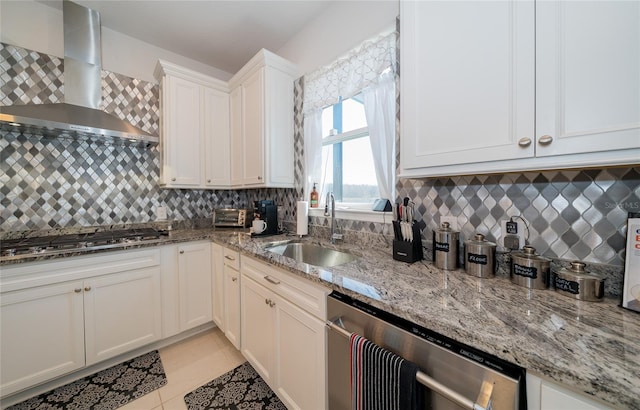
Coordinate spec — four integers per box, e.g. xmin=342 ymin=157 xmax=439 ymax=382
xmin=464 ymin=233 xmax=496 ymax=278
xmin=553 ymin=261 xmax=605 ymax=302
xmin=433 ymin=222 xmax=459 ymax=270
xmin=510 ymin=246 xmax=551 ymax=289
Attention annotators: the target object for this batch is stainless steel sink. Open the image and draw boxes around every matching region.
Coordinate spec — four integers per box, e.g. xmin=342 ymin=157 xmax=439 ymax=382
xmin=264 ymin=240 xmax=358 ymax=267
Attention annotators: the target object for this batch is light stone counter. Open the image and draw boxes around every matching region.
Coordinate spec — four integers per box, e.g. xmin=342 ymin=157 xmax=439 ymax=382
xmin=2 ymin=228 xmax=638 ymax=408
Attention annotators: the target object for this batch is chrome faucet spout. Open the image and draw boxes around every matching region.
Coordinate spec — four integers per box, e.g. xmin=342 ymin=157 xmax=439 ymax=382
xmin=325 ymin=192 xmax=342 ymax=244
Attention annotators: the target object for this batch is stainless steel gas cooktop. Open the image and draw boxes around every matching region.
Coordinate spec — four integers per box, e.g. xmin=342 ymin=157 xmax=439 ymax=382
xmin=0 ymin=228 xmax=169 ymax=261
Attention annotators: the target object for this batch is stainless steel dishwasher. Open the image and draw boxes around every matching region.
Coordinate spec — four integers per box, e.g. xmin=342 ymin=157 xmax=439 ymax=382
xmin=327 ymin=291 xmax=526 ymax=410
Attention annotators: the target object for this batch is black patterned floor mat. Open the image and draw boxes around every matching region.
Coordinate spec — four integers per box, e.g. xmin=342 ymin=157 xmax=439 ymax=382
xmin=7 ymin=350 xmax=167 ymax=410
xmin=184 ymin=362 xmax=286 ymax=410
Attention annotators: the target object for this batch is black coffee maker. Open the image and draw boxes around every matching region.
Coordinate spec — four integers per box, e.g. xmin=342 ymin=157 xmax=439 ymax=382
xmin=253 ymin=200 xmax=278 ymax=236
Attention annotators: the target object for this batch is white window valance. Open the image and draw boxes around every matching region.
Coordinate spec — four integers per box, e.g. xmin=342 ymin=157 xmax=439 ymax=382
xmin=303 ymin=31 xmax=397 ymax=114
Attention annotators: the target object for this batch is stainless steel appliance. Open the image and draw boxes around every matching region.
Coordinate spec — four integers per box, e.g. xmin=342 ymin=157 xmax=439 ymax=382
xmin=327 ymin=292 xmax=525 ymax=410
xmin=0 ymin=228 xmax=168 ymax=261
xmin=213 ymin=208 xmax=253 ymax=228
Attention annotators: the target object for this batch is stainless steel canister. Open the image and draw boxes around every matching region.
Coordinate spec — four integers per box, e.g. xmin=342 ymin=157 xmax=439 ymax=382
xmin=553 ymin=261 xmax=606 ymax=302
xmin=510 ymin=246 xmax=551 ymax=289
xmin=464 ymin=233 xmax=496 ymax=278
xmin=433 ymin=222 xmax=459 ymax=270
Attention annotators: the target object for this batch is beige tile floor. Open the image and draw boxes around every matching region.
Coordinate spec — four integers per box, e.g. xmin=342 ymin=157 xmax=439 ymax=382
xmin=120 ymin=327 xmax=245 ymax=410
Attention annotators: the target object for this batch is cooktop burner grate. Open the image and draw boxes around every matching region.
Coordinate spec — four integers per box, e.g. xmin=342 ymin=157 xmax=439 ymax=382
xmin=1 ymin=228 xmax=168 ymax=257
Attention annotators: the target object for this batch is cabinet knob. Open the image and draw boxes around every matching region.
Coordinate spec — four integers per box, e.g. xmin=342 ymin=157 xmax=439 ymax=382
xmin=179 ymin=250 xmax=184 ymax=254
xmin=74 ymin=288 xmax=82 ymax=293
xmin=265 ymin=298 xmax=270 ymax=305
xmin=257 ymin=176 xmax=262 ymax=181
xmin=171 ymin=177 xmax=176 ymax=182
xmin=84 ymin=286 xmax=91 ymax=292
xmin=232 ymin=277 xmax=238 ymax=282
xmin=538 ymin=135 xmax=554 ymax=146
xmin=225 ymin=255 xmax=236 ymax=261
xmin=207 ymin=179 xmax=211 ymax=183
xmin=518 ymin=137 xmax=532 ymax=148
xmin=269 ymin=300 xmax=275 ymax=308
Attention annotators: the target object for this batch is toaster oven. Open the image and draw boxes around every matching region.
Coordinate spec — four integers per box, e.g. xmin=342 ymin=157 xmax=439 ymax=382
xmin=213 ymin=209 xmax=253 ymax=227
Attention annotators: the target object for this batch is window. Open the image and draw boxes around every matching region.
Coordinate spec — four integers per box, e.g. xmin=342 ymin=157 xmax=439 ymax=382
xmin=320 ymin=94 xmax=379 ymax=207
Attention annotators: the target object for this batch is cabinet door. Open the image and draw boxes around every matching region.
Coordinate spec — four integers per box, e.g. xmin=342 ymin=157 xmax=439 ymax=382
xmin=203 ymin=86 xmax=231 ymax=187
xmin=178 ymin=242 xmax=213 ymax=332
xmin=229 ymin=86 xmax=244 ymax=187
xmin=241 ymin=276 xmax=276 ymax=384
xmin=0 ymin=281 xmax=85 ymax=397
xmin=536 ymin=1 xmax=640 ymax=158
xmin=264 ymin=66 xmax=295 ymax=187
xmin=275 ymin=295 xmax=326 ymax=410
xmin=241 ymin=68 xmax=266 ymax=186
xmin=84 ymin=267 xmax=162 ymax=366
xmin=400 ymin=1 xmax=535 ymax=170
xmin=211 ymin=243 xmax=225 ymax=329
xmin=223 ymin=266 xmax=241 ymax=349
xmin=163 ymin=76 xmax=202 ymax=187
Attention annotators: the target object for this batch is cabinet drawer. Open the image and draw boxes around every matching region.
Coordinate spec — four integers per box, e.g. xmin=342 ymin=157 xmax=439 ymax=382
xmin=241 ymin=255 xmax=329 ymax=319
xmin=223 ymin=248 xmax=240 ymax=270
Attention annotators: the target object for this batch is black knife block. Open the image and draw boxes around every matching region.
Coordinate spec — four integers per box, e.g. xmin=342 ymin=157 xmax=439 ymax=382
xmin=393 ymin=225 xmax=423 ymax=263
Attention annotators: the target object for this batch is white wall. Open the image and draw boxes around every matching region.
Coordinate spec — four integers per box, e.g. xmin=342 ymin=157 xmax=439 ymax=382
xmin=277 ymin=0 xmax=398 ymax=76
xmin=0 ymin=0 xmax=233 ymax=83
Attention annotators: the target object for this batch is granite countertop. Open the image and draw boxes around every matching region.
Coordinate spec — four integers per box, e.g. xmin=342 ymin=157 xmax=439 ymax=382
xmin=2 ymin=228 xmax=638 ymax=408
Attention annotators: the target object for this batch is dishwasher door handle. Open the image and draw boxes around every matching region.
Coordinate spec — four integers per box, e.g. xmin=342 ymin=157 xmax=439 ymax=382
xmin=326 ymin=319 xmax=494 ymax=410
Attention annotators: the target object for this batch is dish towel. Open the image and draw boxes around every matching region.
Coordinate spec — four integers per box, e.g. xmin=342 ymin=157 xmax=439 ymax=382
xmin=350 ymin=333 xmax=421 ymax=410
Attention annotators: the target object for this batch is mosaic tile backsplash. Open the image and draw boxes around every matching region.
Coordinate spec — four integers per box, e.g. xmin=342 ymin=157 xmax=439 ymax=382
xmin=1 ymin=42 xmax=639 ymax=269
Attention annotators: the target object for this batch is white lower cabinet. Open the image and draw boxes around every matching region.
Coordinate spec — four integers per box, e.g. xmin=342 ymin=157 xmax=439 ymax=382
xmin=240 ymin=255 xmax=329 ymax=410
xmin=527 ymin=373 xmax=613 ymax=410
xmin=177 ymin=242 xmax=213 ymax=331
xmin=211 ymin=243 xmax=225 ymax=329
xmin=0 ymin=249 xmax=162 ymax=397
xmin=223 ymin=247 xmax=242 ymax=349
xmin=84 ymin=268 xmax=162 ymax=365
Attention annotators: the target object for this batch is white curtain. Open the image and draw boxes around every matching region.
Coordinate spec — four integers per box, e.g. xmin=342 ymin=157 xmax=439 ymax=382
xmin=363 ymin=70 xmax=395 ymax=201
xmin=303 ymin=109 xmax=324 ymax=201
xmin=302 ymin=30 xmax=397 ymax=201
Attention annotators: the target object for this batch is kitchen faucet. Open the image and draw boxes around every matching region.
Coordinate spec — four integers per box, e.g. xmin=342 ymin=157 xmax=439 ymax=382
xmin=324 ymin=192 xmax=343 ymax=244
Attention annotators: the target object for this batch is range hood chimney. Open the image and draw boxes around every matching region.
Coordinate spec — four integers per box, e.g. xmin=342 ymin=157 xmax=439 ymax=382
xmin=0 ymin=0 xmax=158 ymax=146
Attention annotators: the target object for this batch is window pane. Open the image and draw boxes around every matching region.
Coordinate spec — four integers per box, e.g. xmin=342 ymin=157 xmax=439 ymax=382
xmin=341 ymin=96 xmax=366 ymax=133
xmin=342 ymin=137 xmax=378 ymax=203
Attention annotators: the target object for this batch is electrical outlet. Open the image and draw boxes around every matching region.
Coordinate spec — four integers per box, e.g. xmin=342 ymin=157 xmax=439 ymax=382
xmin=501 ymin=219 xmax=525 ymax=250
xmin=156 ymin=206 xmax=167 ymax=221
xmin=440 ymin=216 xmax=458 ymax=230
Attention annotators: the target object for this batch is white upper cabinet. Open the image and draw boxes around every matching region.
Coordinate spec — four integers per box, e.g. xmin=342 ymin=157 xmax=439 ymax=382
xmin=229 ymin=49 xmax=297 ymax=188
xmin=400 ymin=0 xmax=640 ymax=178
xmin=535 ymin=1 xmax=640 ymax=159
xmin=401 ymin=0 xmax=535 ymax=170
xmin=155 ymin=60 xmax=230 ymax=189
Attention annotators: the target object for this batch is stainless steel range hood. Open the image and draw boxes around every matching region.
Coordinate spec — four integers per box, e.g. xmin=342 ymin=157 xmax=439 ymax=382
xmin=0 ymin=0 xmax=158 ymax=146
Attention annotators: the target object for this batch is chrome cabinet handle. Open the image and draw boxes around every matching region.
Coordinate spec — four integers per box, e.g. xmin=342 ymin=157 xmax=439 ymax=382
xmin=74 ymin=288 xmax=82 ymax=293
xmin=84 ymin=286 xmax=91 ymax=292
xmin=225 ymin=255 xmax=236 ymax=261
xmin=264 ymin=276 xmax=280 ymax=285
xmin=518 ymin=137 xmax=531 ymax=148
xmin=538 ymin=135 xmax=553 ymax=146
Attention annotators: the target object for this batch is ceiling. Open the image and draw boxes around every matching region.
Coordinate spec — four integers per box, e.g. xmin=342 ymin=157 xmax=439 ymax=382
xmin=37 ymin=0 xmax=336 ymax=74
